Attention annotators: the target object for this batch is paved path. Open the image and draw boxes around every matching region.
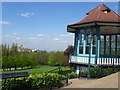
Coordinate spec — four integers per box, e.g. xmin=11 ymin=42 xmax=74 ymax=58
xmin=63 ymin=72 xmax=119 ymax=88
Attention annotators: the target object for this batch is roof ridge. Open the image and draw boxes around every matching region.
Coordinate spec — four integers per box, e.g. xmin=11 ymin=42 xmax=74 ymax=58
xmin=87 ymin=4 xmax=108 ymax=15
xmin=102 ymin=4 xmax=120 ymax=17
xmin=68 ymin=4 xmax=120 ymax=26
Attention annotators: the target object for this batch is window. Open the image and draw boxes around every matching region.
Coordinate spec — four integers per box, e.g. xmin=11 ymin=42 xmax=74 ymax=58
xmin=78 ymin=30 xmax=96 ymax=55
xmin=111 ymin=35 xmax=116 ymax=55
xmin=78 ymin=33 xmax=84 ymax=54
xmin=100 ymin=34 xmax=120 ymax=56
xmin=104 ymin=11 xmax=108 ymax=13
xmin=106 ymin=36 xmax=110 ymax=54
xmin=100 ymin=35 xmax=104 ymax=55
xmin=117 ymin=35 xmax=120 ymax=55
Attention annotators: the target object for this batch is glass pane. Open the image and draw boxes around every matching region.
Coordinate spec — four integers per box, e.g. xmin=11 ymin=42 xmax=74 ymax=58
xmin=117 ymin=35 xmax=120 ymax=48
xmin=111 ymin=42 xmax=115 ymax=48
xmin=86 ymin=35 xmax=89 ymax=45
xmin=106 ymin=42 xmax=110 ymax=48
xmin=106 ymin=35 xmax=110 ymax=42
xmin=100 ymin=41 xmax=104 ymax=48
xmin=100 ymin=48 xmax=104 ymax=55
xmin=111 ymin=35 xmax=115 ymax=41
xmin=117 ymin=42 xmax=120 ymax=48
xmin=79 ymin=46 xmax=83 ymax=54
xmin=86 ymin=28 xmax=91 ymax=35
xmin=100 ymin=36 xmax=104 ymax=41
xmin=80 ymin=29 xmax=85 ymax=34
xmin=100 ymin=35 xmax=104 ymax=55
xmin=93 ymin=46 xmax=96 ymax=54
xmin=100 ymin=35 xmax=104 ymax=47
xmin=105 ymin=48 xmax=110 ymax=54
xmin=111 ymin=49 xmax=115 ymax=55
xmin=117 ymin=35 xmax=120 ymax=42
xmin=79 ymin=34 xmax=84 ymax=45
xmin=79 ymin=39 xmax=84 ymax=45
xmin=117 ymin=48 xmax=120 ymax=55
xmin=93 ymin=36 xmax=96 ymax=45
xmin=85 ymin=46 xmax=89 ymax=54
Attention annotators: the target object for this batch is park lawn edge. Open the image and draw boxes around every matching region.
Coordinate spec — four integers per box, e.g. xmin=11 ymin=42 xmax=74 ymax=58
xmin=1 ymin=65 xmax=71 ymax=74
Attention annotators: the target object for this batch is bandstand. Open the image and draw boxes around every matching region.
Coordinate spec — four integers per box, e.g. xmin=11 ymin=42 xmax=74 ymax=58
xmin=67 ymin=4 xmax=120 ymax=72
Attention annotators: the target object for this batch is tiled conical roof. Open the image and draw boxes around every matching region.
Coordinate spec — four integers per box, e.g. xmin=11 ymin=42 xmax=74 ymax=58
xmin=68 ymin=4 xmax=120 ymax=26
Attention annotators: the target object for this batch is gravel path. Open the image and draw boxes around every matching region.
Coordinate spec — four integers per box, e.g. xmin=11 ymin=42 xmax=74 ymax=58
xmin=63 ymin=72 xmax=119 ymax=88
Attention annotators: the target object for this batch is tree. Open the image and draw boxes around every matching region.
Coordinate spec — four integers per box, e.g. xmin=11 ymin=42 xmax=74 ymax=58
xmin=2 ymin=56 xmax=8 ymax=70
xmin=14 ymin=55 xmax=21 ymax=69
xmin=20 ymin=54 xmax=28 ymax=69
xmin=8 ymin=56 xmax=14 ymax=70
xmin=64 ymin=45 xmax=74 ymax=56
xmin=35 ymin=51 xmax=50 ymax=65
xmin=29 ymin=55 xmax=37 ymax=68
xmin=64 ymin=45 xmax=74 ymax=65
xmin=2 ymin=44 xmax=9 ymax=57
xmin=0 ymin=45 xmax=2 ymax=58
xmin=10 ymin=43 xmax=18 ymax=56
xmin=48 ymin=51 xmax=68 ymax=66
xmin=48 ymin=52 xmax=58 ymax=65
xmin=57 ymin=52 xmax=68 ymax=66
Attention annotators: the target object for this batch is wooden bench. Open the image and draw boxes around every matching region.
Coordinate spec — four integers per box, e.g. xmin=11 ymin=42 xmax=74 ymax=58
xmin=1 ymin=72 xmax=29 ymax=89
xmin=1 ymin=72 xmax=29 ymax=79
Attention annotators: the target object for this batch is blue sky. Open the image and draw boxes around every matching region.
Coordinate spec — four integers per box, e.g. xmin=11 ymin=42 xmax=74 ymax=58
xmin=1 ymin=2 xmax=119 ymax=51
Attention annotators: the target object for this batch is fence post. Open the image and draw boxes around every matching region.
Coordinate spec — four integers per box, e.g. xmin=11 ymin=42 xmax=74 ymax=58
xmin=66 ymin=73 xmax=68 ymax=85
xmin=112 ymin=58 xmax=115 ymax=73
xmin=78 ymin=67 xmax=81 ymax=79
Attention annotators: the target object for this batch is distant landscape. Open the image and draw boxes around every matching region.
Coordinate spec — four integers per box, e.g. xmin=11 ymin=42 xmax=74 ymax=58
xmin=1 ymin=43 xmax=72 ymax=73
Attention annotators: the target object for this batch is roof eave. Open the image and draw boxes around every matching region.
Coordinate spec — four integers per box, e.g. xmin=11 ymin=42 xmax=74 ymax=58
xmin=67 ymin=21 xmax=120 ymax=33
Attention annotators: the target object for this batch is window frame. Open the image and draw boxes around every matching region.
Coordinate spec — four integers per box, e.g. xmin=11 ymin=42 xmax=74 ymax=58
xmin=77 ymin=32 xmax=96 ymax=57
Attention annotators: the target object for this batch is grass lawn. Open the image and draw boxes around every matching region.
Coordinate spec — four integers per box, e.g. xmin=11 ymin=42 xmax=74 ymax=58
xmin=1 ymin=65 xmax=71 ymax=74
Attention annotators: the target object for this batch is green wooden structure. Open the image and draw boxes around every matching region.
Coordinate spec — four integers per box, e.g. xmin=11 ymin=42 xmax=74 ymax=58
xmin=67 ymin=4 xmax=120 ymax=73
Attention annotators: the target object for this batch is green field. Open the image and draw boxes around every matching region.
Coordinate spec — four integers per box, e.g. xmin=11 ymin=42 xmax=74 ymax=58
xmin=1 ymin=65 xmax=71 ymax=74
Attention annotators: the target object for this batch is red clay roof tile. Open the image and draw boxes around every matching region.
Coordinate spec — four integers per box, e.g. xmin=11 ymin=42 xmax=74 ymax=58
xmin=68 ymin=4 xmax=120 ymax=26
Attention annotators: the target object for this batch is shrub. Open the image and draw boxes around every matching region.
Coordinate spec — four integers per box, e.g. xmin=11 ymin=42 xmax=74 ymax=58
xmin=2 ymin=73 xmax=64 ymax=90
xmin=68 ymin=72 xmax=78 ymax=79
xmin=80 ymin=70 xmax=88 ymax=78
xmin=29 ymin=73 xmax=63 ymax=88
xmin=90 ymin=66 xmax=102 ymax=78
xmin=2 ymin=77 xmax=32 ymax=90
xmin=80 ymin=66 xmax=120 ymax=78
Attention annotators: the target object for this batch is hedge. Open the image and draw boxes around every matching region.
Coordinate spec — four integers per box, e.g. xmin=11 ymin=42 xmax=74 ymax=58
xmin=2 ymin=73 xmax=64 ymax=90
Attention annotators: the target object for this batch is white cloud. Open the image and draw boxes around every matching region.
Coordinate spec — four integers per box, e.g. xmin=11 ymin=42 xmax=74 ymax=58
xmin=37 ymin=34 xmax=44 ymax=37
xmin=2 ymin=33 xmax=74 ymax=51
xmin=69 ymin=33 xmax=74 ymax=35
xmin=47 ymin=35 xmax=50 ymax=37
xmin=53 ymin=33 xmax=57 ymax=35
xmin=3 ymin=35 xmax=10 ymax=37
xmin=62 ymin=40 xmax=68 ymax=43
xmin=60 ymin=34 xmax=68 ymax=37
xmin=13 ymin=33 xmax=17 ymax=35
xmin=16 ymin=37 xmax=21 ymax=40
xmin=39 ymin=38 xmax=43 ymax=40
xmin=53 ymin=38 xmax=59 ymax=41
xmin=21 ymin=12 xmax=34 ymax=17
xmin=28 ymin=37 xmax=36 ymax=40
xmin=0 ymin=21 xmax=11 ymax=24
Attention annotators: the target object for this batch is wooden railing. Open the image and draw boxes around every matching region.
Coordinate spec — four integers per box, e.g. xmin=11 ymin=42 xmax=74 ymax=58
xmin=70 ymin=55 xmax=96 ymax=65
xmin=97 ymin=57 xmax=120 ymax=65
xmin=70 ymin=55 xmax=120 ymax=66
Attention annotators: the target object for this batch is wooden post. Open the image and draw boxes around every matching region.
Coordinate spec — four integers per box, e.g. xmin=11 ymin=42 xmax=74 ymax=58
xmin=95 ymin=24 xmax=100 ymax=65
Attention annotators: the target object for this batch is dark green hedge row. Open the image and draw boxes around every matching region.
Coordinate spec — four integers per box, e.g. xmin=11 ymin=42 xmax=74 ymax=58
xmin=80 ymin=66 xmax=120 ymax=78
xmin=2 ymin=73 xmax=64 ymax=90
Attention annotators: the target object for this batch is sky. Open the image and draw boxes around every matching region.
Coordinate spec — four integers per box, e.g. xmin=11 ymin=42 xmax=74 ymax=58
xmin=1 ymin=2 xmax=119 ymax=51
